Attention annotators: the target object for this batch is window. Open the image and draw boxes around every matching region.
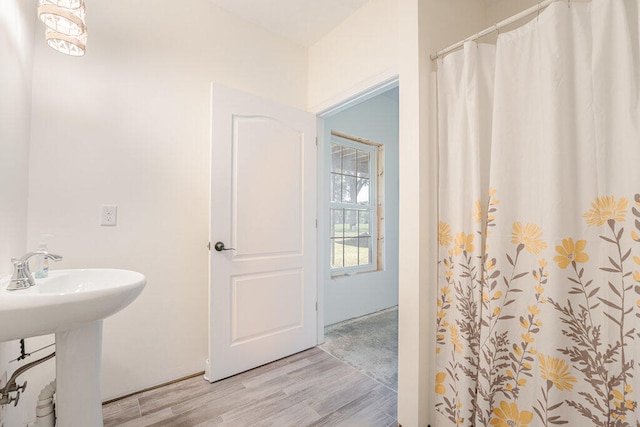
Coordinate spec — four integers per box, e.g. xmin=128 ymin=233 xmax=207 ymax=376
xmin=330 ymin=133 xmax=382 ymax=274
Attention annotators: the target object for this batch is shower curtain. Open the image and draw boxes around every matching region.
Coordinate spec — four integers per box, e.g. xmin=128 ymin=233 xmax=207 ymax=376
xmin=435 ymin=1 xmax=640 ymax=426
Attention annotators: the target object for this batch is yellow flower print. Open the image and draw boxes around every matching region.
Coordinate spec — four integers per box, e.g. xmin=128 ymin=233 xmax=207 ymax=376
xmin=583 ymin=195 xmax=628 ymax=226
xmin=612 ymin=411 xmax=627 ymax=421
xmin=511 ymin=222 xmax=547 ymax=255
xmin=634 ymin=271 xmax=640 ymax=282
xmin=611 ymin=387 xmax=635 ymax=418
xmin=613 ymin=391 xmax=624 ymax=403
xmin=439 ymin=221 xmax=453 ymax=247
xmin=454 ymin=232 xmax=475 ymax=256
xmin=633 ymin=230 xmax=640 ymax=242
xmin=490 ymin=401 xmax=534 ymax=427
xmin=488 ymin=187 xmax=500 ymax=205
xmin=538 ymin=354 xmax=577 ymax=391
xmin=450 ymin=324 xmax=463 ymax=354
xmin=527 ymin=305 xmax=540 ymax=315
xmin=521 ymin=333 xmax=534 ymax=343
xmin=473 ymin=200 xmax=483 ymax=224
xmin=538 ymin=258 xmax=547 ymax=268
xmin=435 ymin=372 xmax=446 ymax=395
xmin=553 ymin=238 xmax=589 ymax=269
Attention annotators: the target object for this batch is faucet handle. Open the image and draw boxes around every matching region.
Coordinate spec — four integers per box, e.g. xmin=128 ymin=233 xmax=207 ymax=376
xmin=6 ymin=381 xmax=27 ymax=407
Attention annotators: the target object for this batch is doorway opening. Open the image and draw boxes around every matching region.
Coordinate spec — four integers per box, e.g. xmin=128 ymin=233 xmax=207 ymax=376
xmin=316 ymin=83 xmax=399 ymax=392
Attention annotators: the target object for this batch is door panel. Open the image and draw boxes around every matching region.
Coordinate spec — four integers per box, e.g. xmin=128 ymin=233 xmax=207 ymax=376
xmin=207 ymin=84 xmax=317 ymax=382
xmin=231 ymin=269 xmax=303 ymax=345
xmin=233 ymin=116 xmax=303 ymax=258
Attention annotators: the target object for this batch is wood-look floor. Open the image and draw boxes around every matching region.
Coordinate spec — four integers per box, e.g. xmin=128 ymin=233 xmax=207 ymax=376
xmin=102 ymin=347 xmax=397 ymax=427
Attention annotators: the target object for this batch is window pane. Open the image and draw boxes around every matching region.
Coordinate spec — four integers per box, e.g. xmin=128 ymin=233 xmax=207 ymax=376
xmin=342 ymin=147 xmax=356 ymax=176
xmin=343 ymin=237 xmax=359 ymax=267
xmin=330 ymin=173 xmax=342 ymax=203
xmin=331 ymin=209 xmax=344 ymax=238
xmin=344 ymin=175 xmax=358 ymax=203
xmin=341 ymin=175 xmax=357 ymax=203
xmin=332 ymin=239 xmax=344 ymax=268
xmin=344 ymin=209 xmax=359 ymax=237
xmin=358 ymin=237 xmax=371 ymax=265
xmin=357 ymin=151 xmax=370 ymax=178
xmin=331 ymin=144 xmax=342 ymax=173
xmin=358 ymin=210 xmax=371 ymax=237
xmin=356 ymin=178 xmax=370 ymax=204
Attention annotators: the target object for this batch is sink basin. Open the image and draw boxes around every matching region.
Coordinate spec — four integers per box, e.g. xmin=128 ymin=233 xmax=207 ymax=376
xmin=0 ymin=269 xmax=146 ymax=342
xmin=0 ymin=268 xmax=146 ymax=427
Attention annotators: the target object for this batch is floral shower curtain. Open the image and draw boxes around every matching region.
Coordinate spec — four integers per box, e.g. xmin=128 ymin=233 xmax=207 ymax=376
xmin=435 ymin=1 xmax=640 ymax=426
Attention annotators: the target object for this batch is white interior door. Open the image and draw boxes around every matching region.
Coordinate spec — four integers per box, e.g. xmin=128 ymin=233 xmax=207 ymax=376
xmin=207 ymin=84 xmax=317 ymax=382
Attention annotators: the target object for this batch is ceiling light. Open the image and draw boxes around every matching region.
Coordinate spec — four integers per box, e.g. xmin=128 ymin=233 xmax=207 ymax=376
xmin=38 ymin=0 xmax=86 ymax=37
xmin=45 ymin=28 xmax=86 ymax=57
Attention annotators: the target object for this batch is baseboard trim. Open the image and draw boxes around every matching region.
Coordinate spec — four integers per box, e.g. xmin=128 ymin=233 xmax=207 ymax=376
xmin=102 ymin=371 xmax=205 ymax=405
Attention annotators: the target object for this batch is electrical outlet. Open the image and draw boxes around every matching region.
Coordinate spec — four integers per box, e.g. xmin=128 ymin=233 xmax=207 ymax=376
xmin=101 ymin=205 xmax=117 ymax=226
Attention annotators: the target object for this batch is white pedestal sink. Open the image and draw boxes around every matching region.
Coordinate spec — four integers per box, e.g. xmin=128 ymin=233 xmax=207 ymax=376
xmin=0 ymin=269 xmax=146 ymax=427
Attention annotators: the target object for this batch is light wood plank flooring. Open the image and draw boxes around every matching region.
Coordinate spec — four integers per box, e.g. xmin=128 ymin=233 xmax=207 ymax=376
xmin=102 ymin=347 xmax=397 ymax=426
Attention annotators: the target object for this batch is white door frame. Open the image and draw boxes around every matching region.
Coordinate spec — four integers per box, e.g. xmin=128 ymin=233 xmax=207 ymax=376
xmin=312 ymin=73 xmax=399 ymax=344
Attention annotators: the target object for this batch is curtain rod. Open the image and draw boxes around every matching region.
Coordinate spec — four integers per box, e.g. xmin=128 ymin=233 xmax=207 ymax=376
xmin=430 ymin=0 xmax=562 ymax=61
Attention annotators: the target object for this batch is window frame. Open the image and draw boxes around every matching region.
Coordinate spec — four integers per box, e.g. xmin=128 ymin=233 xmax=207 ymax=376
xmin=329 ymin=134 xmax=378 ymax=275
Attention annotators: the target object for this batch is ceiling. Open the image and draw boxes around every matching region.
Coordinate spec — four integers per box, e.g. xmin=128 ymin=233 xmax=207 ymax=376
xmin=207 ymin=0 xmax=371 ymax=47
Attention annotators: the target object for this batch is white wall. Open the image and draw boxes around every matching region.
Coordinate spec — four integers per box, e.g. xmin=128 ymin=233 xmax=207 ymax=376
xmin=0 ymin=0 xmax=34 ymax=284
xmin=485 ymin=0 xmax=540 ymax=23
xmin=27 ymin=0 xmax=308 ymax=403
xmin=308 ymin=0 xmax=398 ymax=112
xmin=322 ymin=90 xmax=399 ymax=326
xmin=0 ymin=1 xmax=44 ymax=426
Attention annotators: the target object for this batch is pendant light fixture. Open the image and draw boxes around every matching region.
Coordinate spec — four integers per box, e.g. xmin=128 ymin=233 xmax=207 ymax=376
xmin=45 ymin=28 xmax=87 ymax=57
xmin=38 ymin=0 xmax=87 ymax=56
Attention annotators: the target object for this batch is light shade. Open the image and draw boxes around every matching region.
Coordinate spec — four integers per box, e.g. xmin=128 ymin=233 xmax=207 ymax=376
xmin=38 ymin=0 xmax=86 ymax=37
xmin=46 ymin=28 xmax=86 ymax=57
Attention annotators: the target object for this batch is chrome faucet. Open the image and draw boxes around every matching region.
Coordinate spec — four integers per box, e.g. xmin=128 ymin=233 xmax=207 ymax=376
xmin=6 ymin=251 xmax=63 ymax=291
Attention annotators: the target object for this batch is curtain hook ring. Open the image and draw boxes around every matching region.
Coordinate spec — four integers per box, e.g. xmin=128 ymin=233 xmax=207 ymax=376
xmin=494 ymin=24 xmax=500 ymax=35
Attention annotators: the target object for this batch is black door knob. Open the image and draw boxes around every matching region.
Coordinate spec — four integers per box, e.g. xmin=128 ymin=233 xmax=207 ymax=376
xmin=214 ymin=242 xmax=235 ymax=252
